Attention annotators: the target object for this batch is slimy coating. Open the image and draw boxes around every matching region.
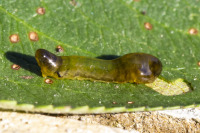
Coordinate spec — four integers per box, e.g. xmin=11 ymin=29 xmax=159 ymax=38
xmin=35 ymin=49 xmax=162 ymax=84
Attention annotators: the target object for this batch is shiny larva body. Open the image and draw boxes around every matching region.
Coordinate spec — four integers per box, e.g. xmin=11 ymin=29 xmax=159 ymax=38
xmin=35 ymin=49 xmax=162 ymax=84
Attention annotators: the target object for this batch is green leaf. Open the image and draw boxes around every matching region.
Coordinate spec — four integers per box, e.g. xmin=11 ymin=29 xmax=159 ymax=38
xmin=0 ymin=0 xmax=200 ymax=114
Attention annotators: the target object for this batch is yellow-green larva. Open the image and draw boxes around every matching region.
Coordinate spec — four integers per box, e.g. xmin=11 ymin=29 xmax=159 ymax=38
xmin=35 ymin=49 xmax=162 ymax=84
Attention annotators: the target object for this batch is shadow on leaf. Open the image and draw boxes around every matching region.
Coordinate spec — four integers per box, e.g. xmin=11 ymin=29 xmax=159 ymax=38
xmin=5 ymin=52 xmax=121 ymax=77
xmin=5 ymin=51 xmax=41 ymax=76
xmin=96 ymin=55 xmax=120 ymax=60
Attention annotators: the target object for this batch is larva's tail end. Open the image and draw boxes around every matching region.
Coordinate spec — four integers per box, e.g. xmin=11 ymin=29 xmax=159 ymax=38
xmin=35 ymin=49 xmax=62 ymax=77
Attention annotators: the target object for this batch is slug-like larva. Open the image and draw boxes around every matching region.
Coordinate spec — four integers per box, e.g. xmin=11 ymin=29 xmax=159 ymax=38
xmin=35 ymin=49 xmax=162 ymax=84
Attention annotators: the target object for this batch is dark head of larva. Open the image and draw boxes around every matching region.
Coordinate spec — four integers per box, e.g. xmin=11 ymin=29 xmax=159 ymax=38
xmin=136 ymin=53 xmax=162 ymax=83
xmin=121 ymin=53 xmax=162 ymax=83
xmin=35 ymin=49 xmax=62 ymax=77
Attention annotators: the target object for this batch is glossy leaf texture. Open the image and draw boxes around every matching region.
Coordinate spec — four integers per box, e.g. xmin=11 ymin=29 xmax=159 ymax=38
xmin=0 ymin=0 xmax=200 ymax=114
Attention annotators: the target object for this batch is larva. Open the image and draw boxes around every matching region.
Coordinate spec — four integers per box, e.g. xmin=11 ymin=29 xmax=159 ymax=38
xmin=35 ymin=49 xmax=162 ymax=84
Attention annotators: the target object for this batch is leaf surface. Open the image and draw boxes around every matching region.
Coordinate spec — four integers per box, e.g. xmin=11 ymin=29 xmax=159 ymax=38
xmin=0 ymin=0 xmax=200 ymax=113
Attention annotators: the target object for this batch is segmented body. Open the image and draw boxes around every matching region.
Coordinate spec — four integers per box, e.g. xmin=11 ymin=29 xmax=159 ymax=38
xmin=35 ymin=49 xmax=162 ymax=84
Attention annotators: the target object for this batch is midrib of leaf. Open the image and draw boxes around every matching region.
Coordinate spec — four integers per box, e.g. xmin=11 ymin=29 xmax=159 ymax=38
xmin=0 ymin=77 xmax=29 ymax=86
xmin=0 ymin=6 xmax=96 ymax=56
